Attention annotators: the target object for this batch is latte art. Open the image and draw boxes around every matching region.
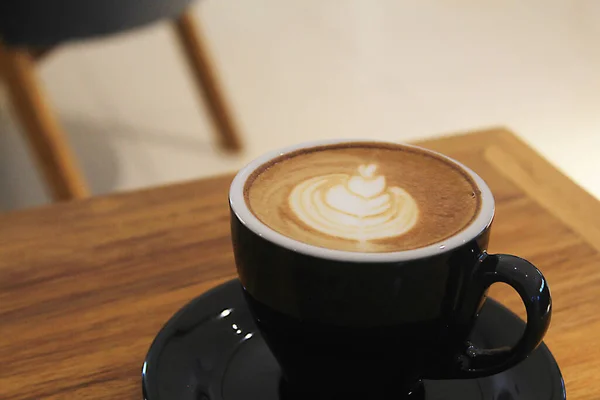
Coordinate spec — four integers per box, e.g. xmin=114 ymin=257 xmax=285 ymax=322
xmin=289 ymin=164 xmax=418 ymax=241
xmin=245 ymin=142 xmax=481 ymax=252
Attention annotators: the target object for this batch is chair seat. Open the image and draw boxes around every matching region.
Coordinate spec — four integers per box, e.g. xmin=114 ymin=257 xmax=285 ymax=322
xmin=0 ymin=0 xmax=193 ymax=47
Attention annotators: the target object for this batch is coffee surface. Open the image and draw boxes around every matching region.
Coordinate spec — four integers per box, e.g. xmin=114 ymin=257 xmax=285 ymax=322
xmin=245 ymin=143 xmax=481 ymax=252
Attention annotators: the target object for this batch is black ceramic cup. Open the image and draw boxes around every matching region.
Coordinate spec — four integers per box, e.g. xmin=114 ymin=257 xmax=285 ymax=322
xmin=229 ymin=140 xmax=552 ymax=397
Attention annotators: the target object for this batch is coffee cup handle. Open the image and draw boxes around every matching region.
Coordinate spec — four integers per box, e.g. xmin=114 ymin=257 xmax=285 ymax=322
xmin=451 ymin=253 xmax=552 ymax=378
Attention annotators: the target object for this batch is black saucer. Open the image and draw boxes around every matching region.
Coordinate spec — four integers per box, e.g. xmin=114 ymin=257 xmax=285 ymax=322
xmin=142 ymin=280 xmax=565 ymax=400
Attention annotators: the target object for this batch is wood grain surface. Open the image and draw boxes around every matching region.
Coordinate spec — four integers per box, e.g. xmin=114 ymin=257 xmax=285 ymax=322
xmin=1 ymin=128 xmax=598 ymax=399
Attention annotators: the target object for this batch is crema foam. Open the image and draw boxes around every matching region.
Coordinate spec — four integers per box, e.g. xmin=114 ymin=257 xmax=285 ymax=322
xmin=245 ymin=142 xmax=481 ymax=253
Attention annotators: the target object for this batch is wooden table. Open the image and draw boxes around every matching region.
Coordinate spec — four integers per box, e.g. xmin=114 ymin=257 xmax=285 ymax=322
xmin=1 ymin=128 xmax=598 ymax=399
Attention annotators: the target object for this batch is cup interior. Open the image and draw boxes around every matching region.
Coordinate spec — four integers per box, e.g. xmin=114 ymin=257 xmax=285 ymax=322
xmin=229 ymin=139 xmax=495 ymax=262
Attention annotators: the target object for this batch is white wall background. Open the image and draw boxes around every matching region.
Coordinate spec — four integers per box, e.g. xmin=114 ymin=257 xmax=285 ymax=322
xmin=1 ymin=1 xmax=599 ymax=211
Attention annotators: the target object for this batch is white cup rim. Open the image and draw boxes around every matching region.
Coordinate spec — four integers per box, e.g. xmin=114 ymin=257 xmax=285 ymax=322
xmin=229 ymin=139 xmax=495 ymax=262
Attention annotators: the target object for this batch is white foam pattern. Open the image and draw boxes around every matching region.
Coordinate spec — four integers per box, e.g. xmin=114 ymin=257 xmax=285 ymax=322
xmin=288 ymin=164 xmax=418 ymax=241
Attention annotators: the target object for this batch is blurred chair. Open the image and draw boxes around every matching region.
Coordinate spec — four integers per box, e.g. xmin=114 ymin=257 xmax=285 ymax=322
xmin=0 ymin=0 xmax=242 ymax=201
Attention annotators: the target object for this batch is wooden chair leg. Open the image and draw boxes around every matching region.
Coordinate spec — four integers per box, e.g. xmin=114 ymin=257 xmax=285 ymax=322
xmin=173 ymin=10 xmax=243 ymax=152
xmin=0 ymin=43 xmax=89 ymax=201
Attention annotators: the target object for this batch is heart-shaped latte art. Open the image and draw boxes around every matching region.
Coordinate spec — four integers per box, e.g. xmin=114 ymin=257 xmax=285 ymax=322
xmin=288 ymin=164 xmax=418 ymax=241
